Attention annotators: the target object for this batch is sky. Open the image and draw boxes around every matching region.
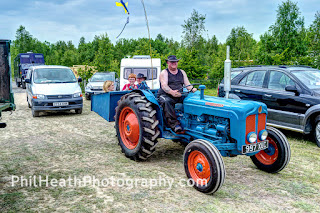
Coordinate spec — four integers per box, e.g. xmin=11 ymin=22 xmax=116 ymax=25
xmin=0 ymin=0 xmax=318 ymax=46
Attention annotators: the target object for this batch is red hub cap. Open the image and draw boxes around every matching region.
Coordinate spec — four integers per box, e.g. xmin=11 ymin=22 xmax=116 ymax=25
xmin=255 ymin=136 xmax=279 ymax=165
xmin=187 ymin=150 xmax=211 ymax=185
xmin=119 ymin=107 xmax=140 ymax=149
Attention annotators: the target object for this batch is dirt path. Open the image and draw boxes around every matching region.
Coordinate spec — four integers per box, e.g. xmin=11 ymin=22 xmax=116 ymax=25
xmin=1 ymin=86 xmax=320 ymax=212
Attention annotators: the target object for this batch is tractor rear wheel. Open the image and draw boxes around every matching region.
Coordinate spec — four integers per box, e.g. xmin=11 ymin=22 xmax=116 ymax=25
xmin=250 ymin=126 xmax=291 ymax=173
xmin=115 ymin=92 xmax=160 ymax=161
xmin=183 ymin=139 xmax=225 ymax=194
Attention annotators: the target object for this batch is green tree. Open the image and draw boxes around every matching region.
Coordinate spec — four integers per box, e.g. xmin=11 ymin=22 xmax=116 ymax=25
xmin=307 ymin=11 xmax=320 ymax=68
xmin=181 ymin=9 xmax=206 ymax=49
xmin=226 ymin=26 xmax=256 ymax=64
xmin=269 ymin=0 xmax=307 ymax=59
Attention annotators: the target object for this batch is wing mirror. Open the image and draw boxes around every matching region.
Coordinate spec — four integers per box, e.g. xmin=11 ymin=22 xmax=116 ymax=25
xmin=78 ymin=77 xmax=83 ymax=83
xmin=285 ymin=85 xmax=299 ymax=95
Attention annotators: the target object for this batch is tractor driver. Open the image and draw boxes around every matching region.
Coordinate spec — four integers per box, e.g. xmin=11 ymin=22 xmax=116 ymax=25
xmin=158 ymin=55 xmax=197 ymax=133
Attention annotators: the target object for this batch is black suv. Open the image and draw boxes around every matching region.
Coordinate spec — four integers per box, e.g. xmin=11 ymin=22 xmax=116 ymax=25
xmin=218 ymin=65 xmax=320 ymax=147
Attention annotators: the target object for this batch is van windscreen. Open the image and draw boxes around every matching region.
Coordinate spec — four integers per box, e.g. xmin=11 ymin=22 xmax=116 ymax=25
xmin=33 ymin=68 xmax=77 ymax=84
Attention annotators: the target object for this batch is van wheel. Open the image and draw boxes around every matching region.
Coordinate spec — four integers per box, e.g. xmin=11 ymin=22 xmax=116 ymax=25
xmin=75 ymin=108 xmax=83 ymax=114
xmin=85 ymin=94 xmax=91 ymax=100
xmin=32 ymin=107 xmax=40 ymax=117
xmin=27 ymin=97 xmax=31 ymax=108
xmin=22 ymin=81 xmax=26 ymax=89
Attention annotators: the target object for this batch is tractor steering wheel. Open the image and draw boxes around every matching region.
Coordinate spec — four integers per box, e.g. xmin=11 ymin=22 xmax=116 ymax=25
xmin=179 ymin=83 xmax=201 ymax=94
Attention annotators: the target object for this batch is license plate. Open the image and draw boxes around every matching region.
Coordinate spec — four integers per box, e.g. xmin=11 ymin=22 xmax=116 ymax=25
xmin=242 ymin=140 xmax=269 ymax=154
xmin=53 ymin=102 xmax=69 ymax=106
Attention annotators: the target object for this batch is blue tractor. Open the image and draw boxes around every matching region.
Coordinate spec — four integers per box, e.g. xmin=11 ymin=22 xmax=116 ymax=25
xmin=91 ymin=83 xmax=290 ymax=194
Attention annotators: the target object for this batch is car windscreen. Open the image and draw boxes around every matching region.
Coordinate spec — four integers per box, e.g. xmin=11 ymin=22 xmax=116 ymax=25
xmin=221 ymin=71 xmax=242 ymax=83
xmin=91 ymin=74 xmax=115 ymax=82
xmin=291 ymin=70 xmax=320 ymax=89
xmin=33 ymin=68 xmax=77 ymax=84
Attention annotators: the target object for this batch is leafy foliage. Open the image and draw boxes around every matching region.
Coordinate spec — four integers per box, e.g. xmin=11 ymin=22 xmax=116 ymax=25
xmin=10 ymin=2 xmax=320 ymax=82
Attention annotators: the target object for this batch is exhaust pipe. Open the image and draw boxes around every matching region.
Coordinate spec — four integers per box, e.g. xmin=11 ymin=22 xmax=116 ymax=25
xmin=224 ymin=46 xmax=231 ymax=99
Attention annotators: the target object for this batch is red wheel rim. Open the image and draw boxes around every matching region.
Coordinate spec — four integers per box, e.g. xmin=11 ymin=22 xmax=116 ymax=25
xmin=255 ymin=136 xmax=279 ymax=165
xmin=119 ymin=107 xmax=140 ymax=149
xmin=187 ymin=150 xmax=211 ymax=185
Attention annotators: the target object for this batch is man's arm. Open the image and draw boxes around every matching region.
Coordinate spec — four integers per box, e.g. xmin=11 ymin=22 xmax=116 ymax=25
xmin=160 ymin=70 xmax=173 ymax=94
xmin=181 ymin=70 xmax=197 ymax=92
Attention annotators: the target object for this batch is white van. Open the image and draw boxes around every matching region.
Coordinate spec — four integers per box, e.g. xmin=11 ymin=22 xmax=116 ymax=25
xmin=120 ymin=55 xmax=161 ymax=90
xmin=25 ymin=65 xmax=83 ymax=117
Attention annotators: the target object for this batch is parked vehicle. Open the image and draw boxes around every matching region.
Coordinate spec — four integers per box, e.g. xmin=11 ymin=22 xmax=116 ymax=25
xmin=218 ymin=65 xmax=320 ymax=147
xmin=120 ymin=55 xmax=161 ymax=90
xmin=85 ymin=72 xmax=119 ymax=100
xmin=0 ymin=39 xmax=15 ymax=128
xmin=91 ymin=82 xmax=290 ymax=194
xmin=14 ymin=52 xmax=45 ymax=89
xmin=25 ymin=65 xmax=83 ymax=117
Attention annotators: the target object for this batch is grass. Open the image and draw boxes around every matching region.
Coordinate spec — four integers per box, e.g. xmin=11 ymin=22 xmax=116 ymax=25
xmin=0 ymin=90 xmax=320 ymax=212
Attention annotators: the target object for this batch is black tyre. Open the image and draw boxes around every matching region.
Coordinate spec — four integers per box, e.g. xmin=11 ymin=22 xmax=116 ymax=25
xmin=75 ymin=108 xmax=83 ymax=114
xmin=27 ymin=97 xmax=31 ymax=108
xmin=16 ymin=80 xmax=20 ymax=87
xmin=184 ymin=139 xmax=225 ymax=194
xmin=115 ymin=92 xmax=160 ymax=161
xmin=250 ymin=126 xmax=291 ymax=173
xmin=32 ymin=107 xmax=40 ymax=117
xmin=85 ymin=94 xmax=91 ymax=100
xmin=22 ymin=81 xmax=26 ymax=89
xmin=312 ymin=120 xmax=320 ymax=147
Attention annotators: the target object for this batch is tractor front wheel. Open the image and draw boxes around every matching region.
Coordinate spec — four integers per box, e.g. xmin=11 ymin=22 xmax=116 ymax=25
xmin=115 ymin=92 xmax=160 ymax=161
xmin=250 ymin=126 xmax=291 ymax=173
xmin=183 ymin=139 xmax=225 ymax=194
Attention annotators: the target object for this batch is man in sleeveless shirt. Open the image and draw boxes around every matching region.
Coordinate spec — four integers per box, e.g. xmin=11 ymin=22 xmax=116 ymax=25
xmin=158 ymin=55 xmax=197 ymax=132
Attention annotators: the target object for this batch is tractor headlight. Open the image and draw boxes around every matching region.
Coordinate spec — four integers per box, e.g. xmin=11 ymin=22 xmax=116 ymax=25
xmin=247 ymin=132 xmax=257 ymax=143
xmin=259 ymin=130 xmax=268 ymax=141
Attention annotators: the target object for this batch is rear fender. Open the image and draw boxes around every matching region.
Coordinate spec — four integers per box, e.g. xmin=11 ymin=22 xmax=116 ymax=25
xmin=134 ymin=89 xmax=164 ymax=137
xmin=303 ymin=104 xmax=320 ymax=133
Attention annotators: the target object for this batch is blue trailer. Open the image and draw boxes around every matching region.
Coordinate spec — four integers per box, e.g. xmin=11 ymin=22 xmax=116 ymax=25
xmin=14 ymin=52 xmax=45 ymax=89
xmin=91 ymin=83 xmax=290 ymax=194
xmin=0 ymin=39 xmax=15 ymax=128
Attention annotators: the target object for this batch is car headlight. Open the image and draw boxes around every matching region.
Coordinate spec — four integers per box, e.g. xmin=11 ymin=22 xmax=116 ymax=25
xmin=259 ymin=130 xmax=268 ymax=141
xmin=33 ymin=94 xmax=45 ymax=99
xmin=73 ymin=92 xmax=83 ymax=98
xmin=247 ymin=132 xmax=257 ymax=143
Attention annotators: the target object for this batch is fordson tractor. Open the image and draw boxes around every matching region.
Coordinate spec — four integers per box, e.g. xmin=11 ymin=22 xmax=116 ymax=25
xmin=91 ymin=82 xmax=290 ymax=194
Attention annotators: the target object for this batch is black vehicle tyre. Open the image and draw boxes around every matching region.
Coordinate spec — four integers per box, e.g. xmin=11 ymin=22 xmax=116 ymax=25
xmin=251 ymin=126 xmax=291 ymax=173
xmin=75 ymin=108 xmax=83 ymax=114
xmin=22 ymin=81 xmax=26 ymax=89
xmin=184 ymin=139 xmax=225 ymax=194
xmin=312 ymin=118 xmax=320 ymax=147
xmin=27 ymin=97 xmax=31 ymax=108
xmin=85 ymin=94 xmax=91 ymax=100
xmin=115 ymin=92 xmax=160 ymax=161
xmin=32 ymin=107 xmax=40 ymax=117
xmin=16 ymin=80 xmax=20 ymax=87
